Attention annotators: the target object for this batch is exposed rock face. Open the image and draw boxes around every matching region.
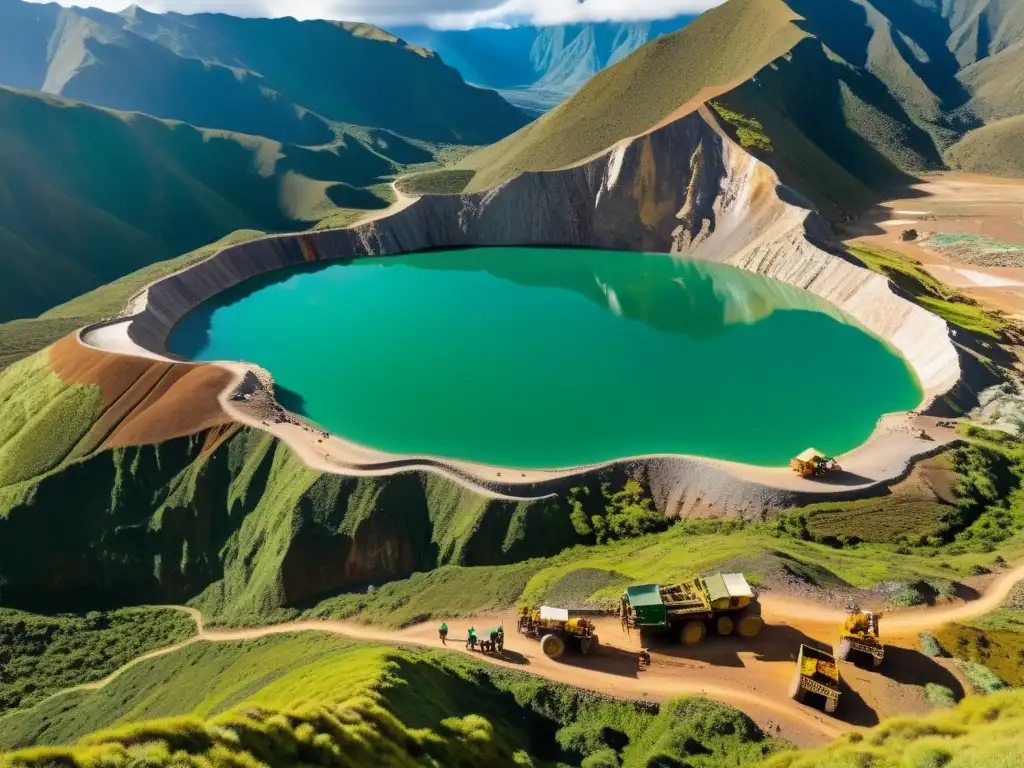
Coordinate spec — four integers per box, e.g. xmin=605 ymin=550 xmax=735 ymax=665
xmin=97 ymin=104 xmax=962 ymax=520
xmin=129 ymin=107 xmax=958 ymax=400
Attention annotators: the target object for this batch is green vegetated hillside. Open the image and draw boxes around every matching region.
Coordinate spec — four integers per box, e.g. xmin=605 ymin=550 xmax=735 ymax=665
xmin=0 ymin=0 xmax=527 ymax=146
xmin=0 ymin=607 xmax=196 ymax=715
xmin=455 ymin=0 xmax=1024 ymax=212
xmin=945 ymin=115 xmax=1024 ymax=176
xmin=0 ymin=86 xmax=409 ymax=323
xmin=762 ymin=689 xmax=1024 ymax=768
xmin=0 ymin=633 xmax=783 ymax=766
xmin=0 ymin=230 xmax=266 ymax=370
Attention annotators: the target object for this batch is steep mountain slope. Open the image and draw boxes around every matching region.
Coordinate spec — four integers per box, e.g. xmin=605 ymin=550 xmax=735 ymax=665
xmin=455 ymin=0 xmax=1024 ymax=208
xmin=0 ymin=86 xmax=423 ymax=323
xmin=945 ymin=114 xmax=1024 ymax=175
xmin=0 ymin=0 xmax=528 ymax=145
xmin=392 ymin=16 xmax=695 ymax=114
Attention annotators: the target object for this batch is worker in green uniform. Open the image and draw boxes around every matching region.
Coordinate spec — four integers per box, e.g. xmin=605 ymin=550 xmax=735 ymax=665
xmin=466 ymin=626 xmax=477 ymax=651
xmin=496 ymin=626 xmax=504 ymax=653
xmin=439 ymin=622 xmax=448 ymax=645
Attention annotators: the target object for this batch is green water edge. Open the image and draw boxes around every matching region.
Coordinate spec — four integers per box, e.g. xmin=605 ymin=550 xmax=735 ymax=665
xmin=169 ymin=247 xmax=923 ymax=469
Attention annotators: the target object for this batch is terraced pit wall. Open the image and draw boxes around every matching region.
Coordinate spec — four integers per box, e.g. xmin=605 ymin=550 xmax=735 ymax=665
xmin=117 ymin=106 xmax=961 ymax=518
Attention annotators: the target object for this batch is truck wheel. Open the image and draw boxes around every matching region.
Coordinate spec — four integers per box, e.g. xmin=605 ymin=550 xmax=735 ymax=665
xmin=873 ymin=652 xmax=884 ymax=669
xmin=788 ymin=674 xmax=806 ymax=703
xmin=716 ymin=616 xmax=735 ymax=635
xmin=680 ymin=621 xmax=706 ymax=646
xmin=825 ymin=696 xmax=838 ymax=715
xmin=835 ymin=637 xmax=852 ymax=661
xmin=580 ymin=635 xmax=598 ymax=655
xmin=737 ymin=615 xmax=763 ymax=638
xmin=541 ymin=634 xmax=565 ymax=659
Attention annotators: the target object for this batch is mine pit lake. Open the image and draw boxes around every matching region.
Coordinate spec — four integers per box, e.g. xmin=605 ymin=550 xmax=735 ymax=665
xmin=170 ymin=247 xmax=923 ymax=469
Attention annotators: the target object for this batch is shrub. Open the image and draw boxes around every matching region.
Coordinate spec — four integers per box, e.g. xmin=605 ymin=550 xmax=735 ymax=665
xmin=581 ymin=748 xmax=621 ymax=768
xmin=888 ymin=584 xmax=926 ymax=607
xmin=919 ymin=632 xmax=947 ymax=658
xmin=925 ymin=684 xmax=957 ymax=708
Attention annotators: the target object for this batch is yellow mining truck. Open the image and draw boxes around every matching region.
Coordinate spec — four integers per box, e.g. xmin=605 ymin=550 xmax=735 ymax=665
xmin=790 ymin=448 xmax=842 ymax=478
xmin=836 ymin=608 xmax=884 ymax=668
xmin=790 ymin=645 xmax=841 ymax=715
xmin=620 ymin=573 xmax=763 ymax=645
xmin=516 ymin=605 xmax=598 ymax=659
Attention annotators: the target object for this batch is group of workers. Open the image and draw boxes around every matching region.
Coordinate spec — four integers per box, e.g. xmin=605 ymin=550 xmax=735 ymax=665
xmin=438 ymin=622 xmax=504 ymax=653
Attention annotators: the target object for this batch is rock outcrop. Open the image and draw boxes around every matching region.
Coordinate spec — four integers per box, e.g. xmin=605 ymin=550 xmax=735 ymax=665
xmin=80 ymin=103 xmax=962 ymax=520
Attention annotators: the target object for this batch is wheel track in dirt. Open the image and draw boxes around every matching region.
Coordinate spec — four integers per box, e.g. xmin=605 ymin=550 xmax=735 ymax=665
xmin=7 ymin=561 xmax=1024 ymax=749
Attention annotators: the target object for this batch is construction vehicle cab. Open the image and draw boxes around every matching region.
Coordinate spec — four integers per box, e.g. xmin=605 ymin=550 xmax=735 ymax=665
xmin=790 ymin=644 xmax=841 ymax=715
xmin=790 ymin=448 xmax=841 ymax=478
xmin=517 ymin=605 xmax=597 ymax=659
xmin=620 ymin=573 xmax=763 ymax=646
xmin=837 ymin=608 xmax=884 ymax=668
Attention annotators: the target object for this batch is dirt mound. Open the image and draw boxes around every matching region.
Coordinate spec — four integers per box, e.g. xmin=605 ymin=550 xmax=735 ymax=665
xmin=49 ymin=333 xmax=234 ymax=452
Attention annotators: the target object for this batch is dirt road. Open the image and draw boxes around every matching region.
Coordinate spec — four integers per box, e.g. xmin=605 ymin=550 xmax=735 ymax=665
xmin=36 ymin=561 xmax=1022 ymax=750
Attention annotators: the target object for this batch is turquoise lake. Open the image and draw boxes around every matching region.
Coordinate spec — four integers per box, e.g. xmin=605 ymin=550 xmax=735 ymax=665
xmin=169 ymin=247 xmax=923 ymax=469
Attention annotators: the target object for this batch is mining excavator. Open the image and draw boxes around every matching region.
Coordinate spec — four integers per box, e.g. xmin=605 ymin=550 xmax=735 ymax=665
xmin=836 ymin=607 xmax=884 ymax=668
xmin=517 ymin=605 xmax=598 ymax=659
xmin=620 ymin=573 xmax=763 ymax=645
xmin=790 ymin=448 xmax=842 ymax=478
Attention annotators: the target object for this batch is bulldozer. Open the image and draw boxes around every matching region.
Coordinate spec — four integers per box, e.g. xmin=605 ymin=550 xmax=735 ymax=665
xmin=517 ymin=605 xmax=598 ymax=659
xmin=620 ymin=573 xmax=763 ymax=646
xmin=836 ymin=608 xmax=884 ymax=668
xmin=790 ymin=644 xmax=841 ymax=715
xmin=790 ymin=448 xmax=842 ymax=478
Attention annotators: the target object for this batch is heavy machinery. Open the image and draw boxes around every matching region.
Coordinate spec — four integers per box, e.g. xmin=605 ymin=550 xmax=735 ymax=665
xmin=790 ymin=448 xmax=842 ymax=478
xmin=619 ymin=573 xmax=763 ymax=645
xmin=790 ymin=645 xmax=841 ymax=715
xmin=836 ymin=608 xmax=884 ymax=668
xmin=517 ymin=605 xmax=598 ymax=659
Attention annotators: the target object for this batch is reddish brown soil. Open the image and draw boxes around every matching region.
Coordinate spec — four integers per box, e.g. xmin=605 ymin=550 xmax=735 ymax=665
xmin=48 ymin=333 xmax=235 ymax=452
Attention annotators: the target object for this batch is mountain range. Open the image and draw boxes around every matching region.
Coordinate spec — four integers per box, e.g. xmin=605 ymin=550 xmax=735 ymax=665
xmin=0 ymin=0 xmax=530 ymax=323
xmin=392 ymin=16 xmax=695 ymax=114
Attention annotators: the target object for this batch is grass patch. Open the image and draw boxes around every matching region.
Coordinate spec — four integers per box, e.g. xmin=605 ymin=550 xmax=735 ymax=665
xmin=458 ymin=0 xmax=806 ymax=190
xmin=763 ymin=689 xmax=1024 ymax=767
xmin=919 ymin=632 xmax=948 ymax=658
xmin=395 ymin=168 xmax=476 ymax=196
xmin=0 ymin=633 xmax=779 ymax=766
xmin=924 ymin=683 xmax=957 ymax=708
xmin=710 ymin=102 xmax=773 ymax=151
xmin=0 ymin=607 xmax=195 ymax=715
xmin=847 ymin=242 xmax=1007 ymax=338
xmin=955 ymin=660 xmax=1010 ymax=694
xmin=935 ymin=624 xmax=1024 ymax=688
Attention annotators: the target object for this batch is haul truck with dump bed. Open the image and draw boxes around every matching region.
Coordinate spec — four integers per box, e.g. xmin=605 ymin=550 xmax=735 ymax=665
xmin=517 ymin=605 xmax=597 ymax=659
xmin=790 ymin=448 xmax=841 ymax=478
xmin=790 ymin=645 xmax=841 ymax=714
xmin=619 ymin=573 xmax=763 ymax=645
xmin=837 ymin=609 xmax=884 ymax=668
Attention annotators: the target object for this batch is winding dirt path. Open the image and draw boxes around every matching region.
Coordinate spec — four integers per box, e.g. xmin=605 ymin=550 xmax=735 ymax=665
xmin=22 ymin=561 xmax=1022 ymax=749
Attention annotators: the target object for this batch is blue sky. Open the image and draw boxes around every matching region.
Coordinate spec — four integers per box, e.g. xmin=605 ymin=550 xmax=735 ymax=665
xmin=37 ymin=0 xmax=723 ymax=27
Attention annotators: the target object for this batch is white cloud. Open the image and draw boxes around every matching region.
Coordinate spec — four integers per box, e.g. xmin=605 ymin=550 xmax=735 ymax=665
xmin=33 ymin=0 xmax=723 ymax=28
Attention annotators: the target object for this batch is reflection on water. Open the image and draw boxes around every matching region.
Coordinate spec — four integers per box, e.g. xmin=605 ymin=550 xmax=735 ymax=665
xmin=169 ymin=246 xmax=921 ymax=469
xmin=377 ymin=248 xmax=844 ymax=340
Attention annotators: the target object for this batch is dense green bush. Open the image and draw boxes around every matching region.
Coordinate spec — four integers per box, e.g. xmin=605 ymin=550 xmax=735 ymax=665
xmin=569 ymin=481 xmax=672 ymax=544
xmin=924 ymin=683 xmax=957 ymax=708
xmin=918 ymin=632 xmax=947 ymax=658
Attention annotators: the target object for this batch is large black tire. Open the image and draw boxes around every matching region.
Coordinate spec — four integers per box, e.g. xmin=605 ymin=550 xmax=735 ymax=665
xmin=737 ymin=614 xmax=763 ymax=638
xmin=541 ymin=633 xmax=566 ymax=659
xmin=873 ymin=651 xmax=884 ymax=669
xmin=680 ymin=621 xmax=706 ymax=646
xmin=716 ymin=615 xmax=735 ymax=636
xmin=580 ymin=635 xmax=599 ymax=655
xmin=788 ymin=673 xmax=806 ymax=703
xmin=836 ymin=637 xmax=853 ymax=661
